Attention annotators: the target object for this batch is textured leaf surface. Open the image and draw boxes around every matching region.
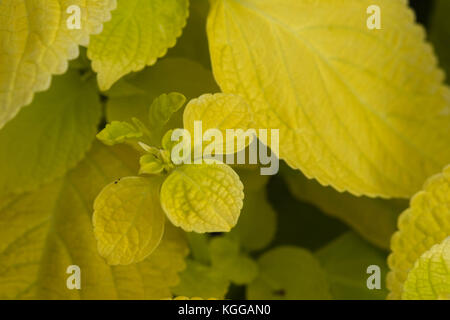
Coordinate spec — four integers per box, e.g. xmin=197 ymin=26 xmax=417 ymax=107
xmin=160 ymin=164 xmax=244 ymax=233
xmin=172 ymin=260 xmax=229 ymax=299
xmin=247 ymin=246 xmax=331 ymax=299
xmin=0 ymin=70 xmax=101 ymax=196
xmin=282 ymin=166 xmax=406 ymax=249
xmin=402 ymin=237 xmax=450 ymax=300
xmin=88 ymin=0 xmax=189 ymax=90
xmin=183 ymin=93 xmax=255 ymax=154
xmin=207 ymin=0 xmax=450 ymax=197
xmin=93 ymin=177 xmax=165 ymax=265
xmin=209 ymin=237 xmax=258 ymax=285
xmin=0 ymin=0 xmax=116 ymax=128
xmin=388 ymin=165 xmax=450 ymax=299
xmin=316 ymin=232 xmax=389 ymax=300
xmin=0 ymin=143 xmax=188 ymax=299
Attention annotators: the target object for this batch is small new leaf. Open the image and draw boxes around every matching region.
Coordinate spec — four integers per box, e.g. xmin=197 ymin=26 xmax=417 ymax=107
xmin=97 ymin=121 xmax=143 ymax=146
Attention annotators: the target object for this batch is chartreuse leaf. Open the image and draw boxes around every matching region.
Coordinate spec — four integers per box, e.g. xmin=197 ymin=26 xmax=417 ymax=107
xmin=281 ymin=165 xmax=406 ymax=249
xmin=88 ymin=0 xmax=189 ymax=90
xmin=247 ymin=246 xmax=331 ymax=300
xmin=402 ymin=237 xmax=450 ymax=300
xmin=316 ymin=232 xmax=389 ymax=300
xmin=106 ymin=58 xmax=219 ymax=144
xmin=149 ymin=93 xmax=187 ymax=131
xmin=160 ymin=163 xmax=244 ymax=233
xmin=172 ymin=260 xmax=230 ymax=299
xmin=388 ymin=165 xmax=450 ymax=299
xmin=209 ymin=237 xmax=258 ymax=285
xmin=230 ymin=168 xmax=277 ymax=251
xmin=0 ymin=0 xmax=116 ymax=129
xmin=96 ymin=121 xmax=143 ymax=146
xmin=0 ymin=70 xmax=102 ymax=196
xmin=93 ymin=177 xmax=166 ymax=265
xmin=207 ymin=0 xmax=450 ymax=198
xmin=0 ymin=143 xmax=188 ymax=299
xmin=430 ymin=0 xmax=450 ymax=81
xmin=183 ymin=93 xmax=255 ymax=155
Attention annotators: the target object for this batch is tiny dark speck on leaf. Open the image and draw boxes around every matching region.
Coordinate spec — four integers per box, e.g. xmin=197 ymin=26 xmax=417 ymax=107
xmin=273 ymin=289 xmax=286 ymax=297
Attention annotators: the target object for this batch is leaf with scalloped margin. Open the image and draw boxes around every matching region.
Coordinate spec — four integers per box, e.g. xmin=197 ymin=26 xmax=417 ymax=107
xmin=88 ymin=0 xmax=189 ymax=91
xmin=387 ymin=165 xmax=450 ymax=299
xmin=207 ymin=0 xmax=450 ymax=198
xmin=402 ymin=237 xmax=450 ymax=300
xmin=0 ymin=70 xmax=102 ymax=196
xmin=184 ymin=93 xmax=255 ymax=155
xmin=0 ymin=0 xmax=116 ymax=129
xmin=93 ymin=177 xmax=166 ymax=266
xmin=247 ymin=246 xmax=331 ymax=300
xmin=0 ymin=143 xmax=188 ymax=299
xmin=160 ymin=163 xmax=244 ymax=233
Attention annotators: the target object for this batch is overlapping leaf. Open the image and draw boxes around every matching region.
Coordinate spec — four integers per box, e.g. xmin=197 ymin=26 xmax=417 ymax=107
xmin=402 ymin=237 xmax=450 ymax=300
xmin=207 ymin=0 xmax=450 ymax=197
xmin=387 ymin=165 xmax=450 ymax=299
xmin=0 ymin=143 xmax=188 ymax=299
xmin=88 ymin=0 xmax=189 ymax=90
xmin=0 ymin=0 xmax=116 ymax=128
xmin=0 ymin=70 xmax=102 ymax=196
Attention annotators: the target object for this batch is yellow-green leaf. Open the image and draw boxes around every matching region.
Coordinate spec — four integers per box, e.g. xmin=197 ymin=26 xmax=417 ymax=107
xmin=0 ymin=0 xmax=116 ymax=128
xmin=247 ymin=246 xmax=331 ymax=300
xmin=183 ymin=93 xmax=255 ymax=155
xmin=160 ymin=163 xmax=244 ymax=233
xmin=281 ymin=165 xmax=406 ymax=249
xmin=0 ymin=143 xmax=188 ymax=299
xmin=316 ymin=232 xmax=389 ymax=300
xmin=97 ymin=121 xmax=143 ymax=146
xmin=209 ymin=236 xmax=258 ymax=285
xmin=387 ymin=165 xmax=450 ymax=299
xmin=0 ymin=70 xmax=102 ymax=196
xmin=207 ymin=0 xmax=450 ymax=198
xmin=88 ymin=0 xmax=189 ymax=90
xmin=172 ymin=259 xmax=230 ymax=299
xmin=402 ymin=237 xmax=450 ymax=300
xmin=93 ymin=177 xmax=166 ymax=266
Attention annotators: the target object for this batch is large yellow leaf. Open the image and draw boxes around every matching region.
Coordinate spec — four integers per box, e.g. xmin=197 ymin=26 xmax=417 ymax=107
xmin=387 ymin=165 xmax=450 ymax=299
xmin=88 ymin=0 xmax=189 ymax=90
xmin=0 ymin=143 xmax=188 ymax=299
xmin=207 ymin=0 xmax=450 ymax=198
xmin=0 ymin=0 xmax=116 ymax=128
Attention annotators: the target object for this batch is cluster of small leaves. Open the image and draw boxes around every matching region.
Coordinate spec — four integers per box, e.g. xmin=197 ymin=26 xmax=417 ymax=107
xmin=0 ymin=0 xmax=449 ymax=300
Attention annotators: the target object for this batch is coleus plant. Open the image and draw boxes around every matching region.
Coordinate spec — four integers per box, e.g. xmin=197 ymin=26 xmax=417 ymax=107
xmin=0 ymin=0 xmax=449 ymax=300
